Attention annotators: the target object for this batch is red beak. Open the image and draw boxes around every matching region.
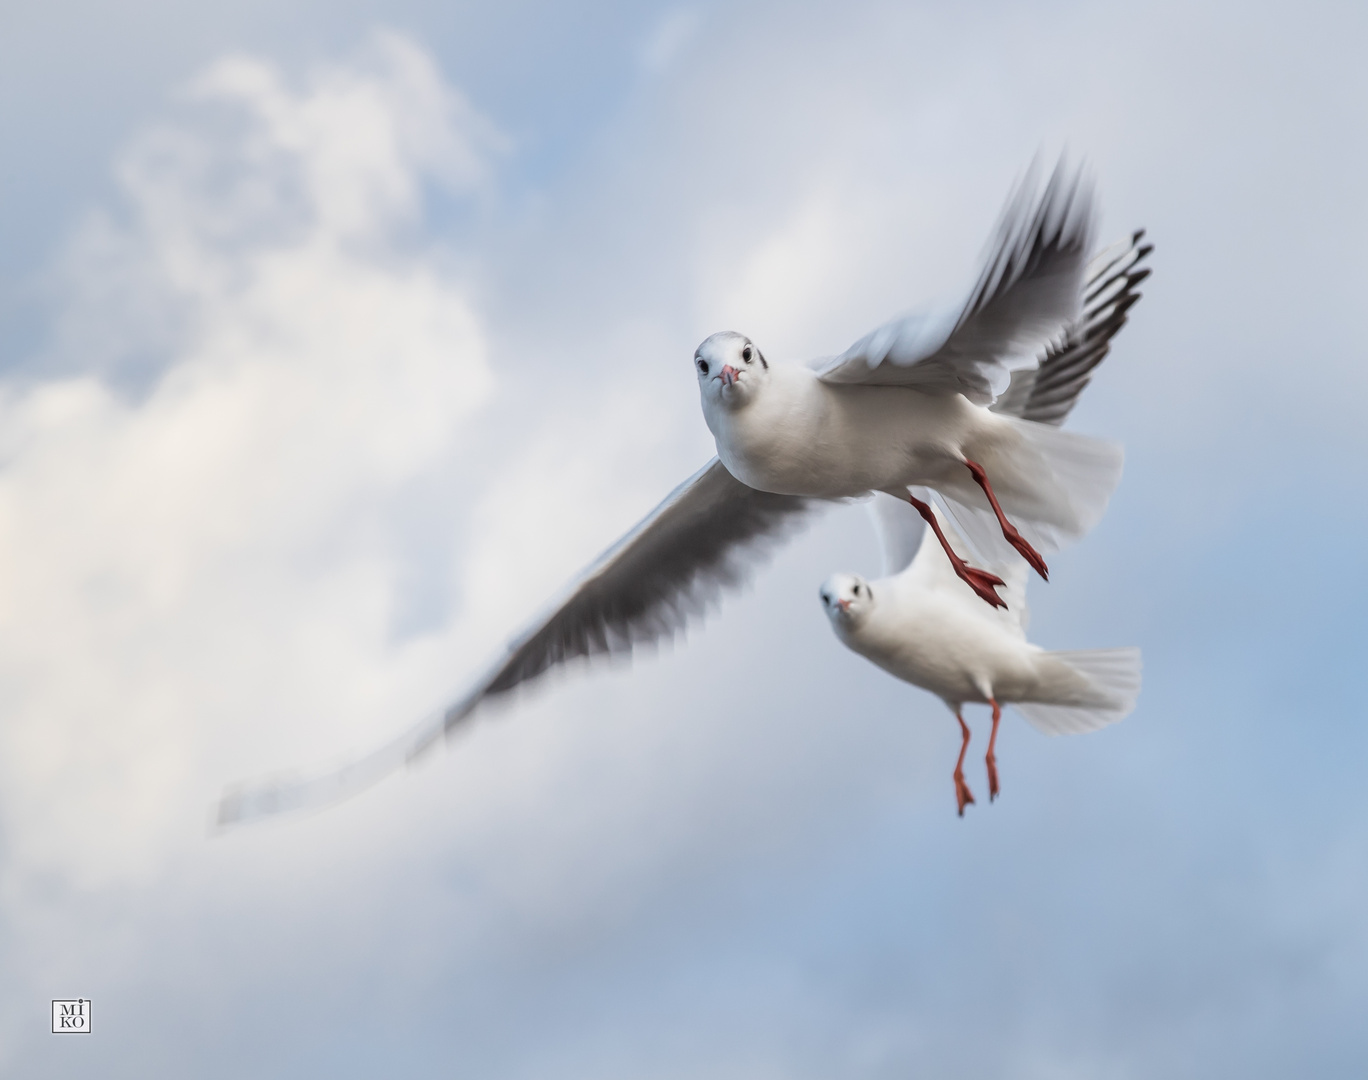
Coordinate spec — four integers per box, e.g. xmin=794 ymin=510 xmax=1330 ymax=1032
xmin=718 ymin=364 xmax=740 ymax=387
xmin=837 ymin=598 xmax=851 ymax=612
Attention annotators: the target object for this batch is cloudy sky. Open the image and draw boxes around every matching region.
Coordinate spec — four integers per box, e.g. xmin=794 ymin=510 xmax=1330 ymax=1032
xmin=2 ymin=0 xmax=1366 ymax=1075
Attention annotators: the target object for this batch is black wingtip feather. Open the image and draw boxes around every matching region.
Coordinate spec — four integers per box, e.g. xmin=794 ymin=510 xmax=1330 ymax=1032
xmin=992 ymin=229 xmax=1153 ymax=426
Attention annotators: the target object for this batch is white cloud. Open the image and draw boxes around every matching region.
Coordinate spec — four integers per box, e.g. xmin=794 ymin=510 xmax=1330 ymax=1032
xmin=0 ymin=36 xmax=830 ymax=1069
xmin=0 ymin=33 xmax=496 ymax=895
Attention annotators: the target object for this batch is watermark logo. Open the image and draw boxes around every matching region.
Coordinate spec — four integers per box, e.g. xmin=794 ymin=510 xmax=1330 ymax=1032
xmin=51 ymin=999 xmax=91 ymax=1034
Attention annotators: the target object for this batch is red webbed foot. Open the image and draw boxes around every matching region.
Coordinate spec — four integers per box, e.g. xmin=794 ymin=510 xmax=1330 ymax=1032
xmin=963 ymin=459 xmax=1049 ymax=581
xmin=906 ymin=492 xmax=1008 ymax=609
xmin=954 ymin=560 xmax=1008 ymax=609
xmin=954 ymin=774 xmax=977 ymax=817
xmin=1001 ymin=525 xmax=1049 ymax=582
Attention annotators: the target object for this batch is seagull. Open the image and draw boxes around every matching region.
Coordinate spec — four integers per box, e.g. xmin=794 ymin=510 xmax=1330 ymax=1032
xmin=821 ymin=500 xmax=1141 ymax=815
xmin=215 ymin=169 xmax=1150 ymax=827
xmin=818 ymin=240 xmax=1150 ymax=814
xmin=695 ymin=160 xmax=1123 ymax=608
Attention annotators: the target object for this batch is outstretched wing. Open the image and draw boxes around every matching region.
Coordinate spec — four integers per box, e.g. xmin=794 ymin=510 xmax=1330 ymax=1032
xmin=992 ymin=230 xmax=1151 ymax=425
xmin=815 ymin=159 xmax=1095 ymax=404
xmin=216 ymin=459 xmax=823 ymax=826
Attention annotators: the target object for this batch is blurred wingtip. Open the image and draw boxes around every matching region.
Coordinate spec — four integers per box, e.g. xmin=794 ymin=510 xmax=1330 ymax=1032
xmin=207 ymin=775 xmax=300 ymax=834
xmin=203 ymin=707 xmax=456 ymax=834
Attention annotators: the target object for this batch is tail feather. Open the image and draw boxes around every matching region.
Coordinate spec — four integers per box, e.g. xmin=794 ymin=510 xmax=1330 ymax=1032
xmin=942 ymin=417 xmax=1124 ymax=562
xmin=1014 ymin=646 xmax=1141 ymax=736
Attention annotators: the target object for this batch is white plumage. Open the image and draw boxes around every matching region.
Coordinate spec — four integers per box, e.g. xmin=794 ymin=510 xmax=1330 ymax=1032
xmin=694 ymin=160 xmax=1118 ymax=606
xmin=820 ymin=495 xmax=1141 ymax=815
xmin=812 ymin=221 xmax=1154 ymax=816
xmin=215 ymin=167 xmax=1150 ymax=828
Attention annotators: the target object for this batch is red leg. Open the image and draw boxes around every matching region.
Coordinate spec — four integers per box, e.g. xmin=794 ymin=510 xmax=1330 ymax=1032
xmin=985 ymin=698 xmax=1002 ymax=802
xmin=962 ymin=459 xmax=1049 ymax=581
xmin=906 ymin=492 xmax=1007 ymax=609
xmin=953 ymin=712 xmax=976 ymax=817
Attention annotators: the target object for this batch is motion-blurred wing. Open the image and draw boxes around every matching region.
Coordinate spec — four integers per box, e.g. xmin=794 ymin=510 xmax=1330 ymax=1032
xmin=993 ymin=230 xmax=1151 ymax=425
xmin=216 ymin=459 xmax=823 ymax=827
xmin=815 ymin=159 xmax=1094 ymax=404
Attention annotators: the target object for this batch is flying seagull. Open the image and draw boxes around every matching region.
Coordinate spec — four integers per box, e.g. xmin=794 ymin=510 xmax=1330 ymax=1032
xmin=215 ymin=171 xmax=1149 ymax=827
xmin=821 ymin=499 xmax=1141 ymax=815
xmin=818 ymin=237 xmax=1151 ymax=813
xmin=696 ymin=160 xmax=1120 ymax=608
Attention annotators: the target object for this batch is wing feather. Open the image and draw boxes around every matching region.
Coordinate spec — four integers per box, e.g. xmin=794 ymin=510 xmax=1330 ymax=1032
xmin=215 ymin=459 xmax=822 ymax=826
xmin=993 ymin=230 xmax=1152 ymax=425
xmin=816 ymin=159 xmax=1095 ymax=403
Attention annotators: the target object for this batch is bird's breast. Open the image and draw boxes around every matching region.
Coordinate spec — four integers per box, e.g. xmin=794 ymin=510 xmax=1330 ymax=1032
xmin=844 ymin=594 xmax=1035 ymax=704
xmin=708 ymin=378 xmax=959 ymax=497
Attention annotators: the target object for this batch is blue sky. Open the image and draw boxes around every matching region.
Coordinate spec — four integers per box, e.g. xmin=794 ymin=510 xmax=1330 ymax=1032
xmin=2 ymin=1 xmax=1366 ymax=1076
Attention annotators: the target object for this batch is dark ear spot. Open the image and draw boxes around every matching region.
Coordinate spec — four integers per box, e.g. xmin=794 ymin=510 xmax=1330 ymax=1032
xmin=757 ymin=348 xmax=768 ymax=370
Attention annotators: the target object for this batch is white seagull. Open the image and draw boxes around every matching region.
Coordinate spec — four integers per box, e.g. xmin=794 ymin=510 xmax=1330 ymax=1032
xmin=695 ymin=161 xmax=1120 ymax=608
xmin=215 ymin=168 xmax=1150 ymax=827
xmin=818 ymin=240 xmax=1150 ymax=814
xmin=821 ymin=500 xmax=1141 ymax=815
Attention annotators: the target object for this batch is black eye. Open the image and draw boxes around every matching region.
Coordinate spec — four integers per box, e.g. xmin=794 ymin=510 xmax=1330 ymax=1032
xmin=742 ymin=345 xmax=753 ymax=363
xmin=697 ymin=359 xmax=709 ymax=375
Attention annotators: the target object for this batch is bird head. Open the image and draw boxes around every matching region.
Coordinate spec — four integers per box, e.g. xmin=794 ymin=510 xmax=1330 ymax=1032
xmin=694 ymin=331 xmax=767 ymax=410
xmin=819 ymin=572 xmax=875 ymax=630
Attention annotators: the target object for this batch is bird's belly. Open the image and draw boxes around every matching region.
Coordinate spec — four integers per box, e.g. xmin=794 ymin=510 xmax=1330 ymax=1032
xmin=715 ymin=388 xmax=961 ymax=497
xmin=720 ymin=441 xmax=886 ymax=497
xmin=848 ymin=607 xmax=1034 ymax=705
xmin=868 ymin=638 xmax=986 ymax=702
